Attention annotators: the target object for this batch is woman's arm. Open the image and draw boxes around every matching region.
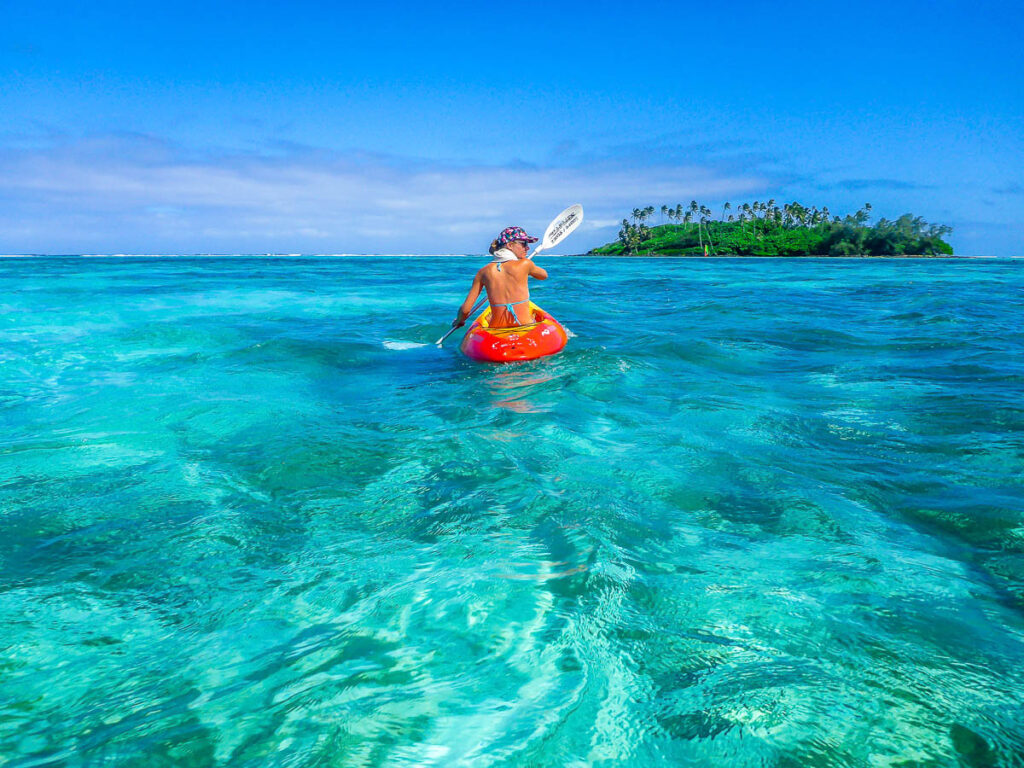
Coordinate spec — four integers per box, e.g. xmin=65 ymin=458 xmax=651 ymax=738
xmin=528 ymin=262 xmax=548 ymax=280
xmin=454 ymin=272 xmax=484 ymax=326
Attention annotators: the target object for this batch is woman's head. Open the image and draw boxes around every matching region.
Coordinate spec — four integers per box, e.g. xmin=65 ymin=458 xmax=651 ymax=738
xmin=493 ymin=225 xmax=536 ymax=249
xmin=492 ymin=226 xmax=538 ymax=258
xmin=490 ymin=239 xmax=529 ymax=258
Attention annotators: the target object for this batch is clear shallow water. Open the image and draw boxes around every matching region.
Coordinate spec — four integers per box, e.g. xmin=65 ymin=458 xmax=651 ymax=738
xmin=1 ymin=256 xmax=1023 ymax=767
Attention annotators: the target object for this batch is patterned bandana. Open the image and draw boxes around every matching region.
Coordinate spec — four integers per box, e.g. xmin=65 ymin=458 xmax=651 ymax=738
xmin=496 ymin=226 xmax=539 ymax=247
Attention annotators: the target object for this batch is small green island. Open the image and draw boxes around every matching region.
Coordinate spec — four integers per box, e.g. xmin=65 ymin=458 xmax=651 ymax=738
xmin=590 ymin=200 xmax=954 ymax=257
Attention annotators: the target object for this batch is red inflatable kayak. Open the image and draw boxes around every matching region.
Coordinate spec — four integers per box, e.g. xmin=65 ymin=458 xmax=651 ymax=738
xmin=460 ymin=302 xmax=568 ymax=362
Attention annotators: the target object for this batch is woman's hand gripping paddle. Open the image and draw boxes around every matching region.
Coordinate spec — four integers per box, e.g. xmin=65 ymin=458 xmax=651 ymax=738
xmin=436 ymin=204 xmax=584 ymax=347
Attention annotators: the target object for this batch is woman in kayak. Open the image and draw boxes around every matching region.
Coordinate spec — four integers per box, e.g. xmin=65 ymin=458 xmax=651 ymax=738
xmin=452 ymin=226 xmax=548 ymax=329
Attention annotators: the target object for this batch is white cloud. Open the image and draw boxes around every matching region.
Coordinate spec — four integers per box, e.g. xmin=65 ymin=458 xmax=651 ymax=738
xmin=0 ymin=135 xmax=770 ymax=253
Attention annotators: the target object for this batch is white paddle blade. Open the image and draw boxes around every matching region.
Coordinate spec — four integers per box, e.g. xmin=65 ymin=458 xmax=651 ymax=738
xmin=540 ymin=204 xmax=584 ymax=252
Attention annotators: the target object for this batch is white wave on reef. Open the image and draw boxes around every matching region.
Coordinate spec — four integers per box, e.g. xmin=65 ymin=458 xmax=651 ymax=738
xmin=14 ymin=253 xmax=483 ymax=259
xmin=383 ymin=340 xmax=428 ymax=350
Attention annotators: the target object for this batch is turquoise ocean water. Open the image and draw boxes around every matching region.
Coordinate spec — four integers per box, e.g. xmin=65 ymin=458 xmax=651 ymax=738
xmin=2 ymin=256 xmax=1023 ymax=767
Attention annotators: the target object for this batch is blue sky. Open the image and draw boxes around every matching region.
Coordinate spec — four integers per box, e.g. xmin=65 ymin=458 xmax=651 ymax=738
xmin=1 ymin=0 xmax=1021 ymax=254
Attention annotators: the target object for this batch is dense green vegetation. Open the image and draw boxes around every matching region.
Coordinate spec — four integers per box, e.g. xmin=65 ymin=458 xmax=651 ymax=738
xmin=591 ymin=200 xmax=954 ymax=256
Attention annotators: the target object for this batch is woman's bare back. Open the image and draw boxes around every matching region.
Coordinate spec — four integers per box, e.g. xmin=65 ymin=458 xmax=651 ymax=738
xmin=478 ymin=260 xmax=536 ymax=326
xmin=454 ymin=247 xmax=548 ymax=330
